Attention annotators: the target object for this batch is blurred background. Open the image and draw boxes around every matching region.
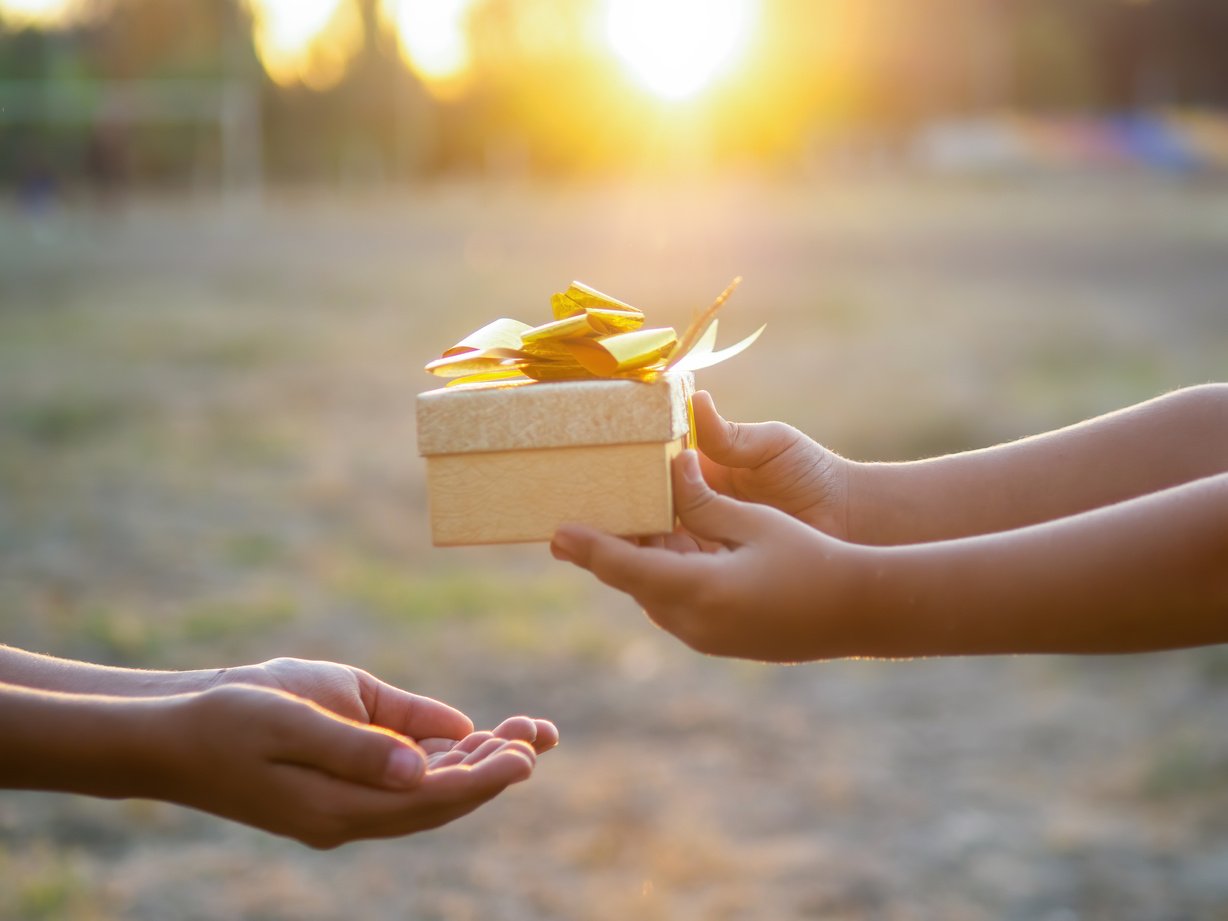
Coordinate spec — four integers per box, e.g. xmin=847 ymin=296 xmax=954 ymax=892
xmin=3 ymin=1 xmax=1228 ymax=919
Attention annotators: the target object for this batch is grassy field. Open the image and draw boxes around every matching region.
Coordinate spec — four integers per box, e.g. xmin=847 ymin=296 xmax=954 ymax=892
xmin=2 ymin=175 xmax=1228 ymax=920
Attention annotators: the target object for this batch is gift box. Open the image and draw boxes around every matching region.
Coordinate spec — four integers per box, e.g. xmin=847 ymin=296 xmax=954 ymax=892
xmin=417 ymin=279 xmax=760 ymax=547
xmin=417 ymin=372 xmax=694 ymax=545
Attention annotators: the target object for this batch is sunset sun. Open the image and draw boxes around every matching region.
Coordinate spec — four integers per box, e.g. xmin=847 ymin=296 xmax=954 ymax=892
xmin=605 ymin=0 xmax=754 ymax=101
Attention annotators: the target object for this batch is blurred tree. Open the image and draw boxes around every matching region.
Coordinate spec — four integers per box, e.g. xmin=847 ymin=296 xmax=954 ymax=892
xmin=3 ymin=0 xmax=1228 ymax=183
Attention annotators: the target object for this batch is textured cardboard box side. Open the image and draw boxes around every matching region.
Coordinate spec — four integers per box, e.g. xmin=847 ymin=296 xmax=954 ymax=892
xmin=417 ymin=373 xmax=693 ymax=546
xmin=426 ymin=439 xmax=684 ymax=545
xmin=416 ymin=373 xmax=692 ymax=455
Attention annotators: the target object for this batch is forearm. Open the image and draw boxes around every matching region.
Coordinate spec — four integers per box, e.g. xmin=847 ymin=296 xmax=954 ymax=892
xmin=849 ymin=383 xmax=1228 ymax=544
xmin=0 ymin=683 xmax=174 ymax=796
xmin=853 ymin=472 xmax=1228 ymax=657
xmin=0 ymin=645 xmax=221 ymax=697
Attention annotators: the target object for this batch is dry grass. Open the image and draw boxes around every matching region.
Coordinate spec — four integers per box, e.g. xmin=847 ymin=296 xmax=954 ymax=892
xmin=2 ymin=174 xmax=1228 ymax=919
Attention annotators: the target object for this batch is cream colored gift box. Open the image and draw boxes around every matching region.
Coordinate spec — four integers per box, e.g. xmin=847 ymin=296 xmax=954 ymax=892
xmin=417 ymin=372 xmax=694 ymax=546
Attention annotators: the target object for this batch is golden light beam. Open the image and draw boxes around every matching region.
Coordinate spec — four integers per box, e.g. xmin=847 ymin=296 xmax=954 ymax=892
xmin=0 ymin=0 xmax=77 ymax=26
xmin=379 ymin=0 xmax=477 ymax=100
xmin=604 ymin=0 xmax=755 ymax=101
xmin=247 ymin=0 xmax=363 ymax=91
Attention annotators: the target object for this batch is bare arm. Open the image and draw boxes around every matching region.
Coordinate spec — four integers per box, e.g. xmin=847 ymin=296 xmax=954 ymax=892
xmin=0 ymin=677 xmax=555 ymax=848
xmin=858 ymin=472 xmax=1228 ymax=657
xmin=552 ymin=452 xmax=1228 ymax=661
xmin=850 ymin=383 xmax=1228 ymax=544
xmin=0 ymin=645 xmax=219 ymax=697
xmin=0 ymin=683 xmax=165 ymax=796
xmin=0 ymin=649 xmax=558 ymax=845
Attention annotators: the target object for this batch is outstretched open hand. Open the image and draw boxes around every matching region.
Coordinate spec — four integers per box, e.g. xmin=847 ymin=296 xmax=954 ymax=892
xmin=158 ymin=659 xmax=558 ymax=847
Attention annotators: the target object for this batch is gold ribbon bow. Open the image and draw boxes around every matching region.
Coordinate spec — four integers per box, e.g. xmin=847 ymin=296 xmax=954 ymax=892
xmin=425 ymin=277 xmax=763 ymax=387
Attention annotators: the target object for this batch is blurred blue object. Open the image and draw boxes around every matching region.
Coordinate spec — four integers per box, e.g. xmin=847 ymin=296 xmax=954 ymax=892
xmin=1110 ymin=114 xmax=1202 ymax=174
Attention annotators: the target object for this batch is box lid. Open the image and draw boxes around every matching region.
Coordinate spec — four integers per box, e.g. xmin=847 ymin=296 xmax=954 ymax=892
xmin=417 ymin=371 xmax=693 ymax=456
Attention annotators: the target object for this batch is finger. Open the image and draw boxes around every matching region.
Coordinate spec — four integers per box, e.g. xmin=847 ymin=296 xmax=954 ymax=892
xmin=425 ymin=730 xmax=498 ymax=767
xmin=451 ymin=730 xmax=495 ymax=754
xmin=464 ymin=739 xmax=537 ymax=769
xmin=272 ymin=700 xmax=427 ymax=791
xmin=461 ymin=737 xmax=519 ymax=765
xmin=696 ymin=449 xmax=736 ymax=497
xmin=427 ymin=748 xmax=469 ymax=769
xmin=551 ymin=523 xmax=706 ymax=606
xmin=435 ymin=737 xmax=535 ymax=770
xmin=530 ymin=719 xmax=559 ymax=753
xmin=491 ymin=715 xmax=538 ymax=744
xmin=672 ymin=450 xmax=774 ymax=546
xmin=281 ymin=745 xmax=538 ymax=844
xmin=363 ymin=682 xmax=474 ymax=742
xmin=692 ymin=390 xmax=797 ymax=470
xmin=659 ymin=527 xmax=713 ymax=554
xmin=371 ymin=747 xmax=537 ymax=836
xmin=691 ymin=390 xmax=749 ymax=463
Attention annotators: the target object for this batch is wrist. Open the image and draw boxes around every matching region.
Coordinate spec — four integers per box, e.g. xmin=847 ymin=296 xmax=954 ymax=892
xmin=0 ymin=686 xmax=176 ymax=798
xmin=780 ymin=532 xmax=893 ymax=661
xmin=823 ymin=541 xmax=935 ymax=659
xmin=842 ymin=459 xmax=887 ymax=545
xmin=826 ymin=539 xmax=896 ymax=657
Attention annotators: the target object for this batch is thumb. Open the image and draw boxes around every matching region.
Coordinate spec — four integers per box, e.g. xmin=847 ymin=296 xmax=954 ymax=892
xmin=692 ymin=390 xmax=799 ymax=469
xmin=673 ymin=449 xmax=772 ymax=546
xmin=279 ymin=700 xmax=427 ymax=791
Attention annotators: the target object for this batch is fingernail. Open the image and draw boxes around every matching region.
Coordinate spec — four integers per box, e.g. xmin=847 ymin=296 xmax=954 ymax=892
xmin=551 ymin=528 xmax=578 ymax=563
xmin=385 ymin=746 xmax=424 ymax=788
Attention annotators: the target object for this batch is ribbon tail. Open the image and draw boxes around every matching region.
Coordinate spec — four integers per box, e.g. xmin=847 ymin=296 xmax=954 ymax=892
xmin=671 ymin=324 xmax=766 ymax=373
xmin=668 ymin=317 xmax=720 ymax=369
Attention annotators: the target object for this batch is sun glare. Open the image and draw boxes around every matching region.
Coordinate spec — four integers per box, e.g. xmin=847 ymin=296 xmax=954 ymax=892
xmin=605 ymin=0 xmax=754 ymax=101
xmin=247 ymin=0 xmax=363 ymax=90
xmin=380 ymin=0 xmax=476 ymax=99
xmin=0 ymin=0 xmax=74 ymax=26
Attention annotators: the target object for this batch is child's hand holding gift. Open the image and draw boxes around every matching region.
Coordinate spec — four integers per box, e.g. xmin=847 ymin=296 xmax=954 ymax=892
xmin=689 ymin=390 xmax=853 ymax=538
xmin=552 ymin=384 xmax=1228 ymax=662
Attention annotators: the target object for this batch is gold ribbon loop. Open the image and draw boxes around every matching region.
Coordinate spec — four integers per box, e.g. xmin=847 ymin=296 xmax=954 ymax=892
xmin=441 ymin=318 xmax=533 ymax=356
xmin=555 ymin=282 xmax=643 ymax=317
xmin=425 ymin=277 xmax=761 ymax=387
xmin=565 ymin=327 xmax=679 ymax=377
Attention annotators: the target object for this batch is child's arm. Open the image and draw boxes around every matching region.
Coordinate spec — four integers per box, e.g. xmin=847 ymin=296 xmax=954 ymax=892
xmin=0 ymin=678 xmax=551 ymax=848
xmin=850 ymin=383 xmax=1228 ymax=544
xmin=695 ymin=384 xmax=1228 ymax=545
xmin=551 ymin=451 xmax=1228 ymax=661
xmin=0 ymin=644 xmax=221 ymax=696
xmin=0 ymin=648 xmax=559 ymax=845
xmin=0 ymin=648 xmax=558 ymax=755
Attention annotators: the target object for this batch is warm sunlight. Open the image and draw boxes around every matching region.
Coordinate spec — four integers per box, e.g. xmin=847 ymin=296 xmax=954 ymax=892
xmin=604 ymin=0 xmax=754 ymax=101
xmin=380 ymin=0 xmax=476 ymax=99
xmin=248 ymin=0 xmax=363 ymax=91
xmin=0 ymin=0 xmax=74 ymax=26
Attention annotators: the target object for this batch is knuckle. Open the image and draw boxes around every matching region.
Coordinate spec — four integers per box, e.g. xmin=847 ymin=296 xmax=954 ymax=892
xmin=721 ymin=416 xmax=742 ymax=447
xmin=761 ymin=421 xmax=801 ymax=450
xmin=677 ymin=483 xmax=719 ymax=516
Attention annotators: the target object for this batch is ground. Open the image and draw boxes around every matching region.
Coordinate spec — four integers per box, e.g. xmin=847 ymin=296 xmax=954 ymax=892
xmin=1 ymin=174 xmax=1227 ymax=920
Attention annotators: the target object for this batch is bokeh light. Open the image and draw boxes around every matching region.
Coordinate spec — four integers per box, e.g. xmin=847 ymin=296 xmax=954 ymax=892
xmin=247 ymin=0 xmax=364 ymax=91
xmin=0 ymin=0 xmax=76 ymax=26
xmin=380 ymin=0 xmax=477 ymax=99
xmin=604 ymin=0 xmax=754 ymax=100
